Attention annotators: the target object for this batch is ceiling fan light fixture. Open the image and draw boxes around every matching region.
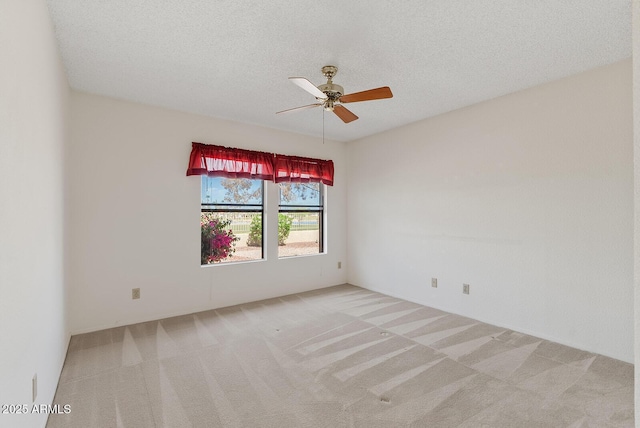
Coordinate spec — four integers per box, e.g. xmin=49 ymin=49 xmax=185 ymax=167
xmin=324 ymin=100 xmax=335 ymax=111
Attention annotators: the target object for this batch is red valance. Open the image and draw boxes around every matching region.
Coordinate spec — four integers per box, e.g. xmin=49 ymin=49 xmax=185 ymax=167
xmin=186 ymin=142 xmax=334 ymax=186
xmin=186 ymin=142 xmax=275 ymax=180
xmin=274 ymin=154 xmax=334 ymax=186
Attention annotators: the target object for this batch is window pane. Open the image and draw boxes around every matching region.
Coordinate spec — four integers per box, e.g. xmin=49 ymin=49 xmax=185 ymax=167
xmin=279 ymin=182 xmax=320 ymax=207
xmin=278 ymin=182 xmax=323 ymax=258
xmin=278 ymin=212 xmax=321 ymax=258
xmin=201 ymin=177 xmax=263 ymax=265
xmin=202 ymin=176 xmax=262 ymax=204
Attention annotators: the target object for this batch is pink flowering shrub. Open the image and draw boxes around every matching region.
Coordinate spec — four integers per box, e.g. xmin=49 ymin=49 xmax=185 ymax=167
xmin=201 ymin=213 xmax=240 ymax=264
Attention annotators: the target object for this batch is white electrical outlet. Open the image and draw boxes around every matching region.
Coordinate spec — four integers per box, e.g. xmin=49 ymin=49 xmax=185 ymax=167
xmin=431 ymin=278 xmax=437 ymax=288
xmin=463 ymin=283 xmax=470 ymax=294
xmin=132 ymin=288 xmax=140 ymax=299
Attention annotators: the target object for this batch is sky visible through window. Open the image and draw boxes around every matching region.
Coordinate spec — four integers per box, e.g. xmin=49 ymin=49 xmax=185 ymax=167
xmin=201 ymin=176 xmax=262 ymax=204
xmin=201 ymin=176 xmax=320 ymax=206
xmin=280 ymin=182 xmax=320 ymax=206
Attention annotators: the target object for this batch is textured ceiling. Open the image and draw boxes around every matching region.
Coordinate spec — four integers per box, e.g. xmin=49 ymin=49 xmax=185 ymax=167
xmin=46 ymin=0 xmax=631 ymax=142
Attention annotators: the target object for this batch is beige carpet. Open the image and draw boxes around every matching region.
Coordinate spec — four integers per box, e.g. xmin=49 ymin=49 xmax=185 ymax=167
xmin=47 ymin=284 xmax=633 ymax=427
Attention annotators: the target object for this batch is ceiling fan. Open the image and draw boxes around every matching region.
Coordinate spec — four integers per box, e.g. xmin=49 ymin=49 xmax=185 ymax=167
xmin=277 ymin=65 xmax=393 ymax=123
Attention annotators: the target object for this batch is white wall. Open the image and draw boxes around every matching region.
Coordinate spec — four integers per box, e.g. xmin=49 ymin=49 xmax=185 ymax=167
xmin=68 ymin=92 xmax=347 ymax=333
xmin=0 ymin=1 xmax=70 ymax=427
xmin=348 ymin=60 xmax=633 ymax=362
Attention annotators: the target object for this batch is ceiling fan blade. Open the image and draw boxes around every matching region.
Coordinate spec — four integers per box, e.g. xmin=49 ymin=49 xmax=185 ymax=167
xmin=276 ymin=103 xmax=322 ymax=115
xmin=289 ymin=77 xmax=327 ymax=99
xmin=333 ymin=105 xmax=358 ymax=123
xmin=339 ymin=86 xmax=393 ymax=103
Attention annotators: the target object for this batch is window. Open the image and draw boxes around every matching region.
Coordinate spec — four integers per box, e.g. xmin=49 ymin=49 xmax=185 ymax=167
xmin=278 ymin=182 xmax=324 ymax=258
xmin=201 ymin=176 xmax=263 ymax=264
xmin=188 ymin=142 xmax=334 ymax=263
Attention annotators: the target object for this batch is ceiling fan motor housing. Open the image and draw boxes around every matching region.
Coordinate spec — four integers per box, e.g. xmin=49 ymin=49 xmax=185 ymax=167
xmin=317 ymin=82 xmax=344 ymax=101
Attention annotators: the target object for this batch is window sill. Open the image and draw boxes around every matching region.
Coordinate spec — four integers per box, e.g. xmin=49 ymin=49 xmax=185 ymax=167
xmin=200 ymin=258 xmax=265 ymax=268
xmin=278 ymin=252 xmax=326 ymax=260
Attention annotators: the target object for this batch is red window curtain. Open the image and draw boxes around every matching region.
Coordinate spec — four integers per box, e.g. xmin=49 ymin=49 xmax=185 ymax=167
xmin=186 ymin=142 xmax=275 ymax=180
xmin=274 ymin=154 xmax=334 ymax=186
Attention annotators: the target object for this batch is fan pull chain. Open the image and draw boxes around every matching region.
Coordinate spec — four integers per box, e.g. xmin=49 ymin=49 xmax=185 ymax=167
xmin=322 ymin=108 xmax=325 ymax=145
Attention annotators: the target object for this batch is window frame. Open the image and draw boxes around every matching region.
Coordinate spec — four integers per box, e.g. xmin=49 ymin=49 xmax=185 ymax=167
xmin=200 ymin=177 xmax=265 ymax=265
xmin=278 ymin=183 xmax=325 ymax=257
